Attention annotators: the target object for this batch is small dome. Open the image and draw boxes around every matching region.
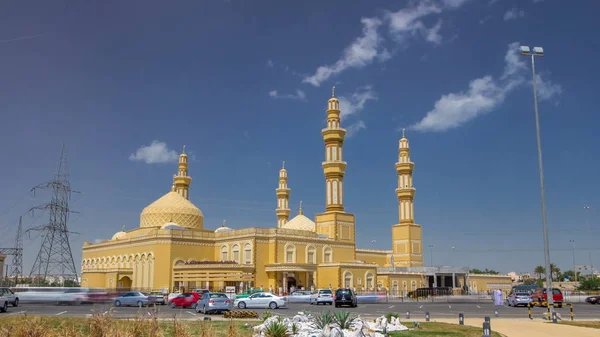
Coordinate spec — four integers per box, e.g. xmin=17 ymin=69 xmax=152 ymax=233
xmin=140 ymin=191 xmax=204 ymax=229
xmin=281 ymin=214 xmax=315 ymax=232
xmin=161 ymin=222 xmax=186 ymax=230
xmin=215 ymin=226 xmax=233 ymax=233
xmin=111 ymin=231 xmax=127 ymax=240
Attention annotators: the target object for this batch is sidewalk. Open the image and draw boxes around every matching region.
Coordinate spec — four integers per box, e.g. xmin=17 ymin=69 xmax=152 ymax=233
xmin=432 ymin=318 xmax=599 ymax=337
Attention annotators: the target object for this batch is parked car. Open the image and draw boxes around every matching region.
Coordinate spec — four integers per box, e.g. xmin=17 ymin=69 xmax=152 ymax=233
xmin=0 ymin=293 xmax=8 ymax=313
xmin=585 ymin=295 xmax=600 ymax=304
xmin=148 ymin=291 xmax=166 ymax=305
xmin=334 ymin=288 xmax=357 ymax=307
xmin=233 ymin=292 xmax=286 ymax=309
xmin=530 ymin=288 xmax=564 ymax=307
xmin=310 ymin=289 xmax=333 ymax=305
xmin=0 ymin=287 xmax=19 ymax=307
xmin=287 ymin=291 xmax=313 ymax=303
xmin=113 ymin=292 xmax=151 ymax=307
xmin=195 ymin=292 xmax=232 ymax=314
xmin=507 ymin=291 xmax=532 ymax=307
xmin=169 ymin=292 xmax=201 ymax=308
xmin=193 ymin=289 xmax=210 ymax=295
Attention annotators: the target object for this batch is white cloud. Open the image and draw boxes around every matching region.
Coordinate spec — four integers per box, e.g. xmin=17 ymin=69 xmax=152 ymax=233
xmin=302 ymin=17 xmax=386 ymax=87
xmin=338 ymin=85 xmax=378 ymax=118
xmin=268 ymin=89 xmax=306 ymax=101
xmin=129 ymin=141 xmax=179 ymax=164
xmin=412 ymin=42 xmax=562 ymax=132
xmin=488 ymin=0 xmax=500 ymax=5
xmin=535 ymin=73 xmax=563 ymax=101
xmin=302 ymin=1 xmax=470 ymax=87
xmin=479 ymin=15 xmax=492 ymax=24
xmin=266 ymin=59 xmax=274 ymax=68
xmin=346 ymin=120 xmax=366 ymax=138
xmin=503 ymin=8 xmax=525 ymax=21
xmin=533 ymin=0 xmax=544 ymax=3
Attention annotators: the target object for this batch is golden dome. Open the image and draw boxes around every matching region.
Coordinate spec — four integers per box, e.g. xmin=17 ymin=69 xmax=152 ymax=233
xmin=111 ymin=231 xmax=127 ymax=240
xmin=281 ymin=214 xmax=315 ymax=232
xmin=140 ymin=191 xmax=204 ymax=229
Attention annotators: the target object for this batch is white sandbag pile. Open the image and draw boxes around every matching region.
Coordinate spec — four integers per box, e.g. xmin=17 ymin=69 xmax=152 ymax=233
xmin=252 ymin=312 xmax=408 ymax=337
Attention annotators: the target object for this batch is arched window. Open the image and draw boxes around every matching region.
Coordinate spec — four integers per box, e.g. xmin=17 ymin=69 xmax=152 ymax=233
xmin=232 ymin=244 xmax=240 ymax=263
xmin=323 ymin=246 xmax=333 ymax=263
xmin=244 ymin=243 xmax=252 ymax=264
xmin=220 ymin=246 xmax=228 ymax=261
xmin=411 ymin=280 xmax=416 ymax=291
xmin=285 ymin=244 xmax=296 ymax=263
xmin=365 ymin=272 xmax=374 ymax=289
xmin=392 ymin=281 xmax=399 ymax=296
xmin=343 ymin=271 xmax=353 ymax=288
xmin=307 ymin=245 xmax=316 ymax=264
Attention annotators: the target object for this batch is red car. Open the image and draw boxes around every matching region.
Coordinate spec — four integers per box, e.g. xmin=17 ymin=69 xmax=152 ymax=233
xmin=530 ymin=288 xmax=564 ymax=307
xmin=169 ymin=292 xmax=201 ymax=308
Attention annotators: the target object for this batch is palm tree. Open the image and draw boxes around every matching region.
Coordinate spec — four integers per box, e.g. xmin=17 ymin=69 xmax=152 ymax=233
xmin=550 ymin=264 xmax=561 ymax=281
xmin=534 ymin=266 xmax=545 ymax=279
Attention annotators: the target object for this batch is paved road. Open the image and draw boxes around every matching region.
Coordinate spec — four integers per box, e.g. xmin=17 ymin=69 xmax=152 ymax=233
xmin=2 ymin=301 xmax=598 ymax=320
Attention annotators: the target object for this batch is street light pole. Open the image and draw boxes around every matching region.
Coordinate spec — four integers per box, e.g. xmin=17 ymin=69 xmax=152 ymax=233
xmin=570 ymin=240 xmax=577 ymax=282
xmin=520 ymin=45 xmax=554 ymax=311
xmin=584 ymin=206 xmax=593 ymax=271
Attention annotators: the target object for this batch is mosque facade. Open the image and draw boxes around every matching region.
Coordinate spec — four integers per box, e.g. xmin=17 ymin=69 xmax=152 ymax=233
xmin=80 ymin=92 xmax=511 ymax=294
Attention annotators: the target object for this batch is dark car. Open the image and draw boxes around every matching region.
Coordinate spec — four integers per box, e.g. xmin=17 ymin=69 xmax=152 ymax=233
xmin=585 ymin=295 xmax=600 ymax=304
xmin=335 ymin=288 xmax=357 ymax=308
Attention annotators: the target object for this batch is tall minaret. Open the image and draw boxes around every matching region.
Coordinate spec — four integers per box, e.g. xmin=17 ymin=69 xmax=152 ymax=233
xmin=322 ymin=86 xmax=346 ymax=212
xmin=315 ymin=87 xmax=356 ymax=244
xmin=173 ymin=145 xmax=192 ymax=200
xmin=391 ymin=130 xmax=423 ymax=267
xmin=275 ymin=161 xmax=291 ymax=227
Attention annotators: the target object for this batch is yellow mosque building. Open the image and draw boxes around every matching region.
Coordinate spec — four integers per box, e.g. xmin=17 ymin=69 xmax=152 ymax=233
xmin=80 ymin=91 xmax=511 ymax=295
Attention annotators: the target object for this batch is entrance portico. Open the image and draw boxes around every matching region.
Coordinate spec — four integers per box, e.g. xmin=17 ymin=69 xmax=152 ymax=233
xmin=264 ymin=263 xmax=317 ymax=294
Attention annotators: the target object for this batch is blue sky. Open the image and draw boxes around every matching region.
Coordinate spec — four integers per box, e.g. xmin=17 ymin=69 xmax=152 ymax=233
xmin=1 ymin=0 xmax=599 ymax=275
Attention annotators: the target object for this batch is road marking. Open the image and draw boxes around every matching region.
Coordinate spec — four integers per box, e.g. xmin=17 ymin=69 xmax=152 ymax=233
xmin=389 ymin=305 xmax=395 ymax=309
xmin=419 ymin=305 xmax=423 ymax=309
xmin=448 ymin=305 xmax=451 ymax=309
xmin=9 ymin=310 xmax=26 ymax=316
xmin=477 ymin=305 xmax=481 ymax=309
xmin=187 ymin=311 xmax=197 ymax=316
xmin=56 ymin=311 xmax=68 ymax=316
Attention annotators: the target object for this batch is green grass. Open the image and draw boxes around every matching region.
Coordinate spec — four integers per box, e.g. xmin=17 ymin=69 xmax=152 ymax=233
xmin=390 ymin=322 xmax=504 ymax=337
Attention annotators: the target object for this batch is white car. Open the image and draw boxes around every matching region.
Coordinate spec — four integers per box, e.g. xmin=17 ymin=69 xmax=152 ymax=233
xmin=0 ymin=287 xmax=19 ymax=307
xmin=233 ymin=292 xmax=286 ymax=309
xmin=0 ymin=293 xmax=8 ymax=313
xmin=310 ymin=288 xmax=333 ymax=305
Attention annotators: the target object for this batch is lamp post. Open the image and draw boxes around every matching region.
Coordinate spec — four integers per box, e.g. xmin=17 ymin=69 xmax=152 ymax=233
xmin=569 ymin=240 xmax=577 ymax=282
xmin=520 ymin=45 xmax=554 ymax=311
xmin=429 ymin=245 xmax=434 ymax=267
xmin=584 ymin=206 xmax=593 ymax=271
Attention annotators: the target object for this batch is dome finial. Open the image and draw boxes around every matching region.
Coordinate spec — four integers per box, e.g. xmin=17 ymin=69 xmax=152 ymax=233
xmin=121 ymin=224 xmax=125 ymax=232
xmin=182 ymin=145 xmax=186 ymax=154
xmin=298 ymin=201 xmax=303 ymax=215
xmin=282 ymin=160 xmax=285 ymax=169
xmin=222 ymin=220 xmax=226 ymax=227
xmin=171 ymin=184 xmax=176 ymax=192
xmin=402 ymin=128 xmax=406 ymax=138
xmin=332 ymin=86 xmax=336 ymax=98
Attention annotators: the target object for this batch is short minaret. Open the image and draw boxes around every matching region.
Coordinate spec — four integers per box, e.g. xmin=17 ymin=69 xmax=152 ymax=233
xmin=391 ymin=129 xmax=423 ymax=267
xmin=315 ymin=87 xmax=356 ymax=245
xmin=275 ymin=161 xmax=291 ymax=227
xmin=173 ymin=145 xmax=192 ymax=200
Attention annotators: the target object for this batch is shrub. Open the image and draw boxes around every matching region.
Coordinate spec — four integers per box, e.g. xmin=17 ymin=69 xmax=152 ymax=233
xmin=264 ymin=320 xmax=289 ymax=337
xmin=313 ymin=311 xmax=333 ymax=330
xmin=333 ymin=311 xmax=355 ymax=329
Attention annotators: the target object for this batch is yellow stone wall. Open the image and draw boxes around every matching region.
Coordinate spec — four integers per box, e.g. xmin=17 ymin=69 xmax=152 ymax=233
xmin=377 ymin=273 xmax=427 ymax=294
xmin=316 ymin=264 xmax=378 ymax=290
xmin=355 ymin=249 xmax=390 ymax=267
xmin=468 ymin=274 xmax=513 ymax=293
xmin=391 ymin=223 xmax=423 ymax=267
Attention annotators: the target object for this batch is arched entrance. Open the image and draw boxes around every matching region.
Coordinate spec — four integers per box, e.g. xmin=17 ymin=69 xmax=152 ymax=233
xmin=286 ymin=277 xmax=297 ymax=291
xmin=118 ymin=276 xmax=132 ymax=290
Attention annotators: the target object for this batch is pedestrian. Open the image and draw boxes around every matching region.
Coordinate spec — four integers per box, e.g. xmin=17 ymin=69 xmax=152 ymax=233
xmin=493 ymin=289 xmax=503 ymax=307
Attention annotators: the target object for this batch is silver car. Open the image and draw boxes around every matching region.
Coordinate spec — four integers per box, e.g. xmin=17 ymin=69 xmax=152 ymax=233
xmin=195 ymin=292 xmax=232 ymax=314
xmin=507 ymin=291 xmax=532 ymax=307
xmin=113 ymin=291 xmax=150 ymax=307
xmin=0 ymin=287 xmax=19 ymax=307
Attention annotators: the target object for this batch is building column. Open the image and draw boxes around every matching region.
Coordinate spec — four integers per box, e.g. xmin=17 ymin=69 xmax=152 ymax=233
xmin=283 ymin=272 xmax=288 ymax=294
xmin=432 ymin=274 xmax=437 ymax=287
xmin=452 ymin=273 xmax=456 ymax=289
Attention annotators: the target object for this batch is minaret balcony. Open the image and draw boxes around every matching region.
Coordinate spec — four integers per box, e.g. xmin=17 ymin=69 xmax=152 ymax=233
xmin=321 ymin=129 xmax=346 ymax=142
xmin=276 ymin=189 xmax=290 ymax=197
xmin=276 ymin=209 xmax=291 ymax=215
xmin=395 ymin=162 xmax=414 ymax=174
xmin=322 ymin=161 xmax=347 ymax=173
xmin=396 ymin=187 xmax=416 ymax=198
